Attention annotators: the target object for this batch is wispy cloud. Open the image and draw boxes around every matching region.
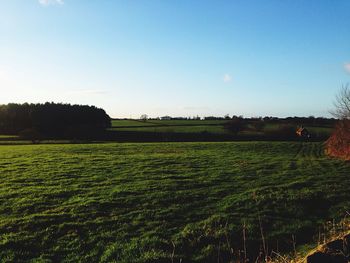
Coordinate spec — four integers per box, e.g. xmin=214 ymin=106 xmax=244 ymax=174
xmin=344 ymin=63 xmax=350 ymax=74
xmin=223 ymin=73 xmax=232 ymax=83
xmin=38 ymin=0 xmax=64 ymax=6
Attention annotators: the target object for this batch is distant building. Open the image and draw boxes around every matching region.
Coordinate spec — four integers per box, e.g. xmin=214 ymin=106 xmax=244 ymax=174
xmin=160 ymin=116 xmax=171 ymax=120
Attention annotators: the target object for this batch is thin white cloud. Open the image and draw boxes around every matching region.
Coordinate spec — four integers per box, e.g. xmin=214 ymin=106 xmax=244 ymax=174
xmin=223 ymin=73 xmax=232 ymax=83
xmin=38 ymin=0 xmax=64 ymax=6
xmin=344 ymin=63 xmax=350 ymax=74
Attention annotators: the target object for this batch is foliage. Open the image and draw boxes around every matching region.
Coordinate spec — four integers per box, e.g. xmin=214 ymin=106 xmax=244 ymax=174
xmin=0 ymin=102 xmax=111 ymax=138
xmin=326 ymin=120 xmax=350 ymax=160
xmin=326 ymin=85 xmax=350 ymax=160
xmin=140 ymin=114 xmax=148 ymax=122
xmin=0 ymin=142 xmax=349 ymax=262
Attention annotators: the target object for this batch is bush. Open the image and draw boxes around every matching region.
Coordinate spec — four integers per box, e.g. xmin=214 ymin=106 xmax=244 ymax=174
xmin=326 ymin=120 xmax=350 ymax=160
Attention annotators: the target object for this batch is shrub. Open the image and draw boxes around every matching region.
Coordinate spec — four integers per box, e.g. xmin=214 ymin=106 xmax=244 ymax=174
xmin=325 ymin=120 xmax=350 ymax=160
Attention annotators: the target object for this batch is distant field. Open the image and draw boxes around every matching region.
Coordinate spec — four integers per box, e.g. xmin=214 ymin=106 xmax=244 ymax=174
xmin=111 ymin=119 xmax=228 ymax=127
xmin=110 ymin=119 xmax=333 ymax=138
xmin=308 ymin=126 xmax=334 ymax=136
xmin=111 ymin=119 xmax=159 ymax=127
xmin=110 ymin=119 xmax=227 ymax=133
xmin=112 ymin=125 xmax=228 ymax=134
xmin=0 ymin=142 xmax=349 ymax=262
xmin=110 ymin=119 xmax=230 ymax=135
xmin=0 ymin=135 xmax=18 ymax=139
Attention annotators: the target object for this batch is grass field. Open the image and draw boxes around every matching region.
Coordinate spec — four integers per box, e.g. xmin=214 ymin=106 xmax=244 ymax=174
xmin=110 ymin=119 xmax=229 ymax=134
xmin=0 ymin=141 xmax=349 ymax=262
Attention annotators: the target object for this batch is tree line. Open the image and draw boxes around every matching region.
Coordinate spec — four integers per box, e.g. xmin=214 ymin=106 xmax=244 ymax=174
xmin=135 ymin=115 xmax=337 ymax=125
xmin=0 ymin=102 xmax=111 ymax=139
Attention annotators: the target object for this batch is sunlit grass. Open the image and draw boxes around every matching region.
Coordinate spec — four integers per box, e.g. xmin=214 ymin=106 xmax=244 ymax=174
xmin=0 ymin=142 xmax=349 ymax=262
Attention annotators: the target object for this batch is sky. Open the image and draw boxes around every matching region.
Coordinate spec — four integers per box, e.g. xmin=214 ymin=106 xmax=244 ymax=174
xmin=0 ymin=0 xmax=350 ymax=118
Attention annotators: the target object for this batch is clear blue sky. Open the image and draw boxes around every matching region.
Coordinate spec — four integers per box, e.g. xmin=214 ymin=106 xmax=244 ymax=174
xmin=1 ymin=0 xmax=350 ymax=118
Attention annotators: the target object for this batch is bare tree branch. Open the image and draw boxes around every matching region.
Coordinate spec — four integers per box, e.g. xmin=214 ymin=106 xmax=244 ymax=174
xmin=331 ymin=84 xmax=350 ymax=119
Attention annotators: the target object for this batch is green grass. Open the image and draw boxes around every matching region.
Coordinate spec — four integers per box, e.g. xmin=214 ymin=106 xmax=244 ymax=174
xmin=110 ymin=119 xmax=229 ymax=135
xmin=146 ymin=120 xmax=228 ymax=125
xmin=0 ymin=142 xmax=349 ymax=262
xmin=111 ymin=120 xmax=159 ymax=127
xmin=110 ymin=119 xmax=230 ymax=135
xmin=111 ymin=125 xmax=228 ymax=134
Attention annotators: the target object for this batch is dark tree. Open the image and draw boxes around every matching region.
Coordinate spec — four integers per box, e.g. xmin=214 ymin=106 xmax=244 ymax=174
xmin=0 ymin=102 xmax=111 ymax=139
xmin=140 ymin=114 xmax=148 ymax=122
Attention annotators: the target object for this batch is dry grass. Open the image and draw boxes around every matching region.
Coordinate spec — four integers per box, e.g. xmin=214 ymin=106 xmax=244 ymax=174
xmin=268 ymin=213 xmax=350 ymax=263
